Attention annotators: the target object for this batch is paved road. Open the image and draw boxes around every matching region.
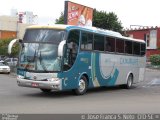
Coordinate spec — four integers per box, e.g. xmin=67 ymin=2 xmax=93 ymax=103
xmin=0 ymin=68 xmax=160 ymax=114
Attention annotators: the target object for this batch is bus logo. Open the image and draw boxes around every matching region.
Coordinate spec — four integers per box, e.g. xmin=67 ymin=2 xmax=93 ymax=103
xmin=33 ymin=76 xmax=37 ymax=80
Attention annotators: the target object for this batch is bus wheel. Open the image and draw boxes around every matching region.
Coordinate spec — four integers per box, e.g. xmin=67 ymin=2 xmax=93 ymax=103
xmin=125 ymin=74 xmax=133 ymax=89
xmin=40 ymin=89 xmax=51 ymax=93
xmin=73 ymin=76 xmax=88 ymax=95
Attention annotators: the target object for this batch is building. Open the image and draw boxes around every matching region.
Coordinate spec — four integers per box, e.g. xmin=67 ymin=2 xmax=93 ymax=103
xmin=0 ymin=9 xmax=37 ymax=40
xmin=125 ymin=26 xmax=160 ymax=58
xmin=0 ymin=16 xmax=17 ymax=39
xmin=0 ymin=15 xmax=33 ymax=39
xmin=10 ymin=9 xmax=38 ymax=24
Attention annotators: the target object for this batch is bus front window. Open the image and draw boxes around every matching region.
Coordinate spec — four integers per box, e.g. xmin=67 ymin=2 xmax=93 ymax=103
xmin=20 ymin=43 xmax=61 ymax=72
xmin=19 ymin=29 xmax=65 ymax=72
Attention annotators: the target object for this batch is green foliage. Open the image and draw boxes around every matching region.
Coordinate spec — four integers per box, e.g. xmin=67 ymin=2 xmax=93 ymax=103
xmin=55 ymin=10 xmax=123 ymax=33
xmin=55 ymin=12 xmax=64 ymax=24
xmin=150 ymin=54 xmax=160 ymax=65
xmin=93 ymin=9 xmax=123 ymax=33
xmin=0 ymin=38 xmax=20 ymax=57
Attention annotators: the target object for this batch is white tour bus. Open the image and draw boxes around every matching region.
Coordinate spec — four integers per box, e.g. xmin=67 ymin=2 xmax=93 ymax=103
xmin=8 ymin=25 xmax=146 ymax=95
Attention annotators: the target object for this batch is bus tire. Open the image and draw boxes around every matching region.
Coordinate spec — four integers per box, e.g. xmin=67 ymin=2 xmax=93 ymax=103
xmin=125 ymin=74 xmax=133 ymax=89
xmin=73 ymin=76 xmax=88 ymax=95
xmin=40 ymin=89 xmax=51 ymax=93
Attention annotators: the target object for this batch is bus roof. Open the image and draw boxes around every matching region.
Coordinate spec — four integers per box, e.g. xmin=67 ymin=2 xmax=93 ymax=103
xmin=27 ymin=24 xmax=145 ymax=43
xmin=27 ymin=24 xmax=71 ymax=30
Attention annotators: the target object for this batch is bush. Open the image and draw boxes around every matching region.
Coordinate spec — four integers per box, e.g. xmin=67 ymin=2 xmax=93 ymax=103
xmin=150 ymin=54 xmax=160 ymax=65
xmin=0 ymin=38 xmax=20 ymax=57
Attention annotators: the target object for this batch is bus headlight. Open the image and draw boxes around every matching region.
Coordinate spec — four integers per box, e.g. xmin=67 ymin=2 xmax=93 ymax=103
xmin=17 ymin=75 xmax=24 ymax=79
xmin=47 ymin=78 xmax=60 ymax=83
xmin=47 ymin=78 xmax=61 ymax=89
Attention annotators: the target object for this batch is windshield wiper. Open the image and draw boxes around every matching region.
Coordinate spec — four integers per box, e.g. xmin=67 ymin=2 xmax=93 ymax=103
xmin=39 ymin=51 xmax=48 ymax=72
xmin=23 ymin=50 xmax=37 ymax=70
xmin=27 ymin=50 xmax=36 ymax=62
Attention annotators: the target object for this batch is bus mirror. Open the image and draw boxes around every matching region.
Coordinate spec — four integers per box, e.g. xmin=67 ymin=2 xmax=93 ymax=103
xmin=8 ymin=39 xmax=19 ymax=54
xmin=58 ymin=40 xmax=66 ymax=57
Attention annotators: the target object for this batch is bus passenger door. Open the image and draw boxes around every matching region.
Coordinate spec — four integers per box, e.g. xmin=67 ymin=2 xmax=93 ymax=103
xmin=63 ymin=30 xmax=80 ymax=71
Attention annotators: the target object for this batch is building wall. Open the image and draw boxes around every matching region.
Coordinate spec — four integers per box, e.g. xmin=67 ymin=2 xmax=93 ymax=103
xmin=0 ymin=15 xmax=33 ymax=39
xmin=0 ymin=16 xmax=18 ymax=31
xmin=126 ymin=27 xmax=160 ymax=58
xmin=127 ymin=27 xmax=160 ymax=49
xmin=127 ymin=29 xmax=149 ymax=40
xmin=146 ymin=49 xmax=160 ymax=58
xmin=157 ymin=28 xmax=160 ymax=49
xmin=0 ymin=30 xmax=17 ymax=39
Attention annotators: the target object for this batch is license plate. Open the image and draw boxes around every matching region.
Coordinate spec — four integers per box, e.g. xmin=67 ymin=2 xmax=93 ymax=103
xmin=31 ymin=83 xmax=39 ymax=87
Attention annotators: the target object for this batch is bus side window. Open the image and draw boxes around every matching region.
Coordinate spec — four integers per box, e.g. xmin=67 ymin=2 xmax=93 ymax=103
xmin=94 ymin=34 xmax=104 ymax=51
xmin=133 ymin=42 xmax=141 ymax=55
xmin=87 ymin=34 xmax=93 ymax=50
xmin=125 ymin=41 xmax=133 ymax=54
xmin=105 ymin=37 xmax=115 ymax=52
xmin=141 ymin=43 xmax=146 ymax=56
xmin=81 ymin=32 xmax=88 ymax=50
xmin=116 ymin=39 xmax=124 ymax=53
xmin=81 ymin=32 xmax=93 ymax=50
xmin=105 ymin=40 xmax=111 ymax=52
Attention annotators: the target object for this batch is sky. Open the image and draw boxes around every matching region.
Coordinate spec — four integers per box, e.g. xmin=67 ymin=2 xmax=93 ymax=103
xmin=0 ymin=0 xmax=160 ymax=29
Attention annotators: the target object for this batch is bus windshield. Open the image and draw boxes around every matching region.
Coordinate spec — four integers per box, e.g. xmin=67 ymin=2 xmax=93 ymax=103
xmin=23 ymin=29 xmax=64 ymax=43
xmin=19 ymin=29 xmax=65 ymax=72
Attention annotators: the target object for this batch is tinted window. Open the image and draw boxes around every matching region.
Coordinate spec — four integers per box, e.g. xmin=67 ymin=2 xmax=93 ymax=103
xmin=133 ymin=42 xmax=141 ymax=55
xmin=67 ymin=30 xmax=80 ymax=45
xmin=94 ymin=34 xmax=104 ymax=51
xmin=105 ymin=37 xmax=115 ymax=52
xmin=141 ymin=43 xmax=146 ymax=56
xmin=116 ymin=39 xmax=124 ymax=53
xmin=81 ymin=32 xmax=87 ymax=49
xmin=81 ymin=32 xmax=93 ymax=50
xmin=125 ymin=41 xmax=133 ymax=54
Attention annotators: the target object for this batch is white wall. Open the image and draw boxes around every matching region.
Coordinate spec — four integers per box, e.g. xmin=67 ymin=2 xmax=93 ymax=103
xmin=0 ymin=16 xmax=18 ymax=31
xmin=0 ymin=15 xmax=33 ymax=39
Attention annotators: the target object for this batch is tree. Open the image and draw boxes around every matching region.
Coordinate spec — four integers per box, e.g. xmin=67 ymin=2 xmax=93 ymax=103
xmin=93 ymin=9 xmax=123 ymax=33
xmin=55 ymin=9 xmax=123 ymax=33
xmin=0 ymin=38 xmax=20 ymax=57
xmin=55 ymin=12 xmax=64 ymax=24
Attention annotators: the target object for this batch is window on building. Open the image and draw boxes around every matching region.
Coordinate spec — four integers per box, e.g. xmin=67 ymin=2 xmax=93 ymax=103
xmin=144 ymin=34 xmax=150 ymax=47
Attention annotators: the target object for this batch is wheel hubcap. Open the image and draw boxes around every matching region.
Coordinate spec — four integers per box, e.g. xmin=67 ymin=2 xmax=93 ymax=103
xmin=78 ymin=79 xmax=86 ymax=92
xmin=128 ymin=76 xmax=132 ymax=87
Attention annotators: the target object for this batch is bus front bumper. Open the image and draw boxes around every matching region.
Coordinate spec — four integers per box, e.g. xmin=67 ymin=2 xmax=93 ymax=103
xmin=17 ymin=77 xmax=62 ymax=90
